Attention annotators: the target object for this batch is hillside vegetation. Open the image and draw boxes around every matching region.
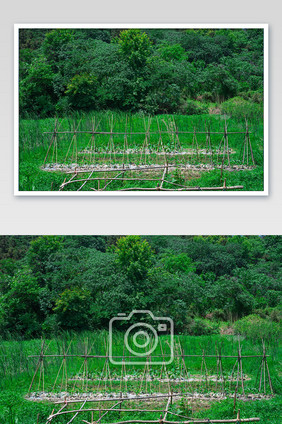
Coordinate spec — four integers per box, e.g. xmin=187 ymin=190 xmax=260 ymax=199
xmin=0 ymin=235 xmax=280 ymax=338
xmin=19 ymin=28 xmax=263 ymax=118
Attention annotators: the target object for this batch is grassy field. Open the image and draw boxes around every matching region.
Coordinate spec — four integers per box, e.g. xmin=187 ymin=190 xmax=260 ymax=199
xmin=18 ymin=112 xmax=264 ymax=192
xmin=0 ymin=332 xmax=280 ymax=424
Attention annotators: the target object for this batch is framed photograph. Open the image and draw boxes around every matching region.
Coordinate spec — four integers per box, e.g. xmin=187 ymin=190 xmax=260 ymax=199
xmin=14 ymin=24 xmax=268 ymax=195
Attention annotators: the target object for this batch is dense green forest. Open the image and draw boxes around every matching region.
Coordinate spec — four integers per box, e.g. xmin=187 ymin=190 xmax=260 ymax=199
xmin=19 ymin=28 xmax=264 ymax=118
xmin=0 ymin=235 xmax=280 ymax=339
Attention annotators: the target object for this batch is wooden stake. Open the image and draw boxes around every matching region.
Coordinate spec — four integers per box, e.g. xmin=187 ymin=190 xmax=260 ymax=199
xmin=29 ymin=339 xmax=45 ymax=393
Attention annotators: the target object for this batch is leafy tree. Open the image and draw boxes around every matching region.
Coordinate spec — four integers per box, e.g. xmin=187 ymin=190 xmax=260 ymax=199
xmin=54 ymin=287 xmax=91 ymax=330
xmin=65 ymin=73 xmax=98 ymax=110
xmin=206 ymin=276 xmax=255 ymax=320
xmin=27 ymin=236 xmax=64 ymax=286
xmin=42 ymin=29 xmax=74 ymax=71
xmin=19 ymin=56 xmax=56 ymax=117
xmin=118 ymin=29 xmax=152 ymax=70
xmin=160 ymin=253 xmax=196 ymax=274
xmin=157 ymin=43 xmax=187 ymax=62
xmin=204 ymin=63 xmax=238 ymax=101
xmin=115 ymin=236 xmax=154 ymax=284
xmin=0 ymin=268 xmax=42 ymax=336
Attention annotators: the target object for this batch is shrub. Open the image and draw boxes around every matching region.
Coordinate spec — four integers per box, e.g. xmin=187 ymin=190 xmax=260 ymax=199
xmin=185 ymin=99 xmax=209 ymax=115
xmin=55 ymin=96 xmax=71 ymax=115
xmin=253 ymin=307 xmax=282 ymax=322
xmin=233 ymin=314 xmax=281 ymax=342
xmin=238 ymin=90 xmax=263 ymax=103
xmin=206 ymin=309 xmax=227 ymax=321
xmin=184 ymin=317 xmax=220 ymax=335
xmin=270 ymin=308 xmax=282 ymax=323
xmin=220 ymin=96 xmax=263 ymax=120
xmin=197 ymin=92 xmax=214 ymax=102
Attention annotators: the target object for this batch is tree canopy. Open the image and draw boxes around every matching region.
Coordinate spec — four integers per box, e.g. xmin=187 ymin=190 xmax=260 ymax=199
xmin=0 ymin=235 xmax=280 ymax=338
xmin=18 ymin=28 xmax=264 ymax=117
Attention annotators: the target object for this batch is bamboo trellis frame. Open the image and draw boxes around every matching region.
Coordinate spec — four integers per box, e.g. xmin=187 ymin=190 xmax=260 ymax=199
xmin=42 ymin=116 xmax=255 ymax=191
xmin=29 ymin=339 xmax=273 ymax=397
xmin=25 ymin=338 xmax=272 ymax=424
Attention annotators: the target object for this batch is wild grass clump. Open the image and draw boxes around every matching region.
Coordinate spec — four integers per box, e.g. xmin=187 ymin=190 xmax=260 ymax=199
xmin=234 ymin=314 xmax=281 ymax=342
xmin=220 ymin=97 xmax=263 ymax=121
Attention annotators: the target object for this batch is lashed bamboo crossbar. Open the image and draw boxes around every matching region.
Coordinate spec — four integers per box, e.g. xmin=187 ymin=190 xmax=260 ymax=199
xmin=81 ymin=419 xmax=260 ymax=424
xmin=53 ymin=394 xmax=191 ymax=405
xmin=64 ymin=165 xmax=176 ymax=174
xmin=108 ymin=186 xmax=243 ymax=191
xmin=49 ymin=408 xmax=250 ymax=421
xmin=29 ymin=354 xmax=269 ymax=359
xmin=43 ymin=130 xmax=251 ymax=135
xmin=50 ymin=408 xmax=165 ymax=417
xmin=48 ymin=409 xmax=260 ymax=423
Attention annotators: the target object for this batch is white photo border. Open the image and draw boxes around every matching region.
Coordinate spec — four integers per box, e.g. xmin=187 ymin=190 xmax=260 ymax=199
xmin=14 ymin=23 xmax=269 ymax=197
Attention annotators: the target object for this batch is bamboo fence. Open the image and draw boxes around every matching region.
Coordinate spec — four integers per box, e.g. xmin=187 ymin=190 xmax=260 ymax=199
xmin=26 ymin=338 xmax=272 ymax=424
xmin=29 ymin=339 xmax=273 ymax=397
xmin=42 ymin=116 xmax=255 ymax=191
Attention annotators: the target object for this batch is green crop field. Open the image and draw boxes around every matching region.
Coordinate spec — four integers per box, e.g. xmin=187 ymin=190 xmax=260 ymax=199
xmin=0 ymin=332 xmax=280 ymax=424
xmin=18 ymin=111 xmax=264 ymax=192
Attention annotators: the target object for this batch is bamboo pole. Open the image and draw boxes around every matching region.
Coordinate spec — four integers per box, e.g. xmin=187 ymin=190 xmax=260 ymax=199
xmin=64 ymin=119 xmax=81 ymax=163
xmin=76 ymin=419 xmax=260 ymax=424
xmin=108 ymin=186 xmax=244 ymax=191
xmin=29 ymin=339 xmax=45 ymax=393
xmin=53 ymin=341 xmax=72 ymax=392
xmin=246 ymin=120 xmax=255 ymax=166
xmin=43 ymin=130 xmax=250 ymax=135
xmin=101 ymin=171 xmax=126 ymax=191
xmin=66 ymin=400 xmax=87 ymax=424
xmin=97 ymin=401 xmax=123 ymax=423
xmin=163 ymin=396 xmax=171 ymax=422
xmin=65 ymin=164 xmax=173 ymax=174
xmin=47 ymin=403 xmax=67 ymax=423
xmin=30 ymin=353 xmax=266 ymax=359
xmin=49 ymin=408 xmax=165 ymax=420
xmin=43 ymin=119 xmax=57 ymax=164
xmin=159 ymin=165 xmax=168 ymax=190
xmin=239 ymin=345 xmax=245 ymax=396
xmin=225 ymin=121 xmax=231 ymax=167
xmin=172 ymin=118 xmax=181 ymax=151
xmin=59 ymin=171 xmax=78 ymax=191
xmin=265 ymin=352 xmax=273 ymax=394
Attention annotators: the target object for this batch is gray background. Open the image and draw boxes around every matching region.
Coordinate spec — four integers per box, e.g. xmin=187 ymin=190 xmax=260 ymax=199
xmin=1 ymin=1 xmax=281 ymax=235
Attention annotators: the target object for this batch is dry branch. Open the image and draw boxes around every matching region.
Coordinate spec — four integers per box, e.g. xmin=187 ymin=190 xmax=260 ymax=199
xmin=112 ymin=186 xmax=243 ymax=191
xmin=79 ymin=419 xmax=260 ymax=424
